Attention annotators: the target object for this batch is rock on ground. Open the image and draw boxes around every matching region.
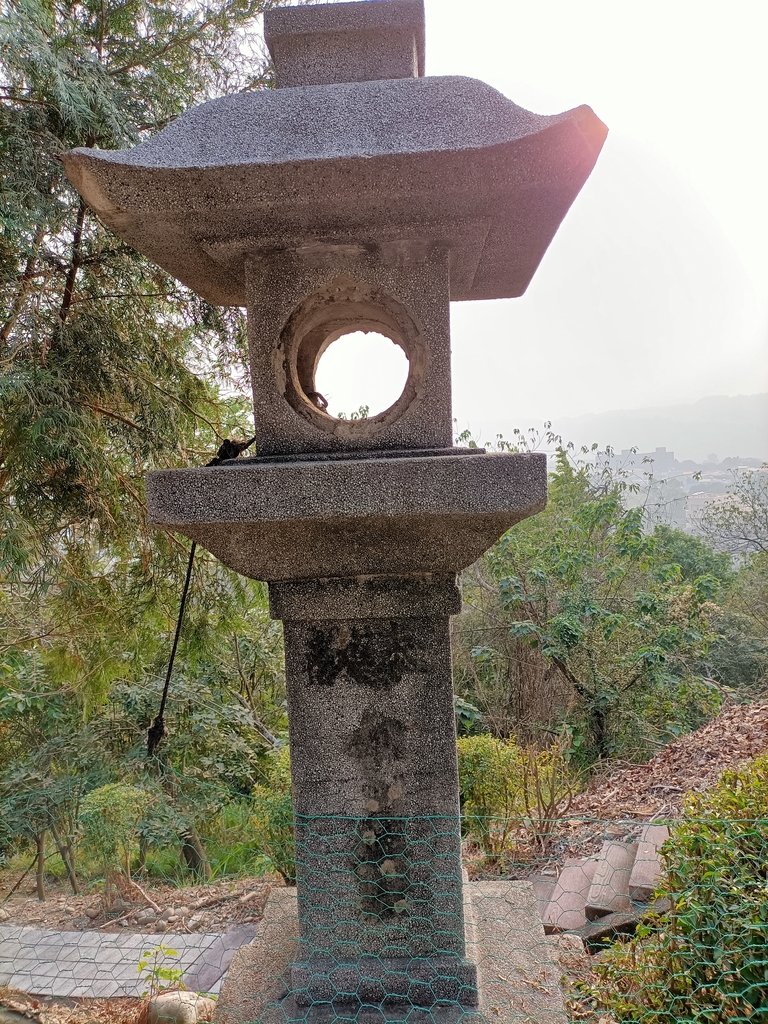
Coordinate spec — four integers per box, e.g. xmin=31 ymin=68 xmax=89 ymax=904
xmin=149 ymin=992 xmax=216 ymax=1024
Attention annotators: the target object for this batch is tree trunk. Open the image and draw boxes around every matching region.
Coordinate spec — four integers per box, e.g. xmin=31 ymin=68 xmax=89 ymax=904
xmin=181 ymin=829 xmax=211 ymax=879
xmin=35 ymin=832 xmax=46 ymax=901
xmin=50 ymin=823 xmax=79 ymax=895
xmin=591 ymin=704 xmax=610 ymax=762
xmin=0 ymin=223 xmax=46 ymax=346
xmin=138 ymin=835 xmax=148 ymax=874
xmin=43 ymin=198 xmax=86 ymax=362
xmin=63 ymin=843 xmax=79 ymax=895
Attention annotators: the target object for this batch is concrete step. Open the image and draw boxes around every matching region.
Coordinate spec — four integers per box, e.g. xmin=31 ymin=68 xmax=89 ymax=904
xmin=531 ymin=873 xmax=557 ymax=916
xmin=541 ymin=857 xmax=599 ymax=933
xmin=629 ymin=823 xmax=670 ymax=902
xmin=572 ymin=897 xmax=673 ymax=950
xmin=585 ymin=841 xmax=638 ymax=921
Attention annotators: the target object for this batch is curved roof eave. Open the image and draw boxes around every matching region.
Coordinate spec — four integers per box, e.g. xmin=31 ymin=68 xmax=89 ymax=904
xmin=61 ymin=76 xmax=608 ymax=306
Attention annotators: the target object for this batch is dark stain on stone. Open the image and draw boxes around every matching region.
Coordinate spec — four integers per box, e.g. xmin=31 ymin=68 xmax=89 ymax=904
xmin=348 ymin=708 xmax=407 ymax=773
xmin=305 ymin=620 xmax=424 ymax=688
xmin=351 ymin=815 xmax=410 ymax=921
xmin=347 ymin=711 xmax=413 ymax=919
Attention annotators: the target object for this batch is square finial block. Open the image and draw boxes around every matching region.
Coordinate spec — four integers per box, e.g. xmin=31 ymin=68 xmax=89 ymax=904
xmin=265 ymin=0 xmax=425 ymax=88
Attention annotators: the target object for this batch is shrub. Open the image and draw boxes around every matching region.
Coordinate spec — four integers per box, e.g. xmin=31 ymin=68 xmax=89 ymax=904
xmin=457 ymin=733 xmax=575 ymax=861
xmin=251 ymin=747 xmax=295 ymax=884
xmin=454 ymin=695 xmax=484 ymax=736
xmin=79 ymin=782 xmax=149 ymax=880
xmin=584 ymin=753 xmax=768 ymax=1023
xmin=197 ymin=799 xmax=274 ymax=880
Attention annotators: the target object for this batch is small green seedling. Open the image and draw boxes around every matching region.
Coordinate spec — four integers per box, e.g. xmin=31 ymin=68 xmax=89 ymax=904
xmin=137 ymin=943 xmax=185 ymax=998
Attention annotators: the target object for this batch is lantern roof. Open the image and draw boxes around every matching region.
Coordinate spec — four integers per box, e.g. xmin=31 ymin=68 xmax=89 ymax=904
xmin=62 ymin=1 xmax=607 ymax=306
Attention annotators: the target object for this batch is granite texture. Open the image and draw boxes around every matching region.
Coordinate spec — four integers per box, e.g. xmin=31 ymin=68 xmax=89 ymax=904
xmin=146 ymin=451 xmax=547 ymax=581
xmin=268 ymin=574 xmax=460 ymax=622
xmin=282 ymin=589 xmax=475 ymax=1002
xmin=247 ymin=248 xmax=452 ymax=455
xmin=284 ymin=616 xmax=460 ymax=816
xmin=265 ymin=0 xmax=425 ymax=88
xmin=61 ymin=74 xmax=607 ymax=305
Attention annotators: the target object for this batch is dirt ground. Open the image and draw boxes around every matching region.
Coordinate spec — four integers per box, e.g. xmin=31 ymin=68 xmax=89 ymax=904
xmin=0 ymin=988 xmax=144 ymax=1024
xmin=0 ymin=873 xmax=279 ymax=935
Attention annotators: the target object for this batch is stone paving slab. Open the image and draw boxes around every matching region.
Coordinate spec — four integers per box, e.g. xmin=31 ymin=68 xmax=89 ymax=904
xmin=0 ymin=924 xmax=257 ymax=998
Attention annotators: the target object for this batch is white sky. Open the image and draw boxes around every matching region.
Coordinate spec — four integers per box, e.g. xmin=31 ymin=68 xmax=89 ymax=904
xmin=317 ymin=0 xmax=768 ymax=433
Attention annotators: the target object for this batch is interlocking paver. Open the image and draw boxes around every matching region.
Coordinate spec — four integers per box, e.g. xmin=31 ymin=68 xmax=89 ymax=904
xmin=116 ymin=964 xmax=142 ymax=980
xmin=9 ymin=974 xmax=35 ymax=989
xmin=94 ymin=947 xmax=125 ymax=964
xmin=0 ymin=923 xmax=255 ymax=998
xmin=93 ymin=980 xmax=121 ymax=997
xmin=35 ymin=962 xmax=61 ymax=978
xmin=49 ymin=979 xmax=78 ymax=997
xmin=5 ymin=957 xmax=36 ymax=972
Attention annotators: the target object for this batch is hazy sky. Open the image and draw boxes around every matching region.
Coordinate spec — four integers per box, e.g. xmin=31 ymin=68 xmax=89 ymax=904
xmin=315 ymin=0 xmax=768 ymax=436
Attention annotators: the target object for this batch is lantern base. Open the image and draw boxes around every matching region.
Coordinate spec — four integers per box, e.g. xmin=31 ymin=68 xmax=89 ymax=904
xmin=214 ymin=882 xmax=567 ymax=1024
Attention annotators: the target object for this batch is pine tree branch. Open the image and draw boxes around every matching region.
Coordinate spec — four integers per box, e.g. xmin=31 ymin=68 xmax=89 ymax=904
xmin=40 ymin=252 xmax=71 ymax=273
xmin=0 ymin=632 xmax=54 ymax=654
xmin=135 ymin=117 xmax=175 ymax=133
xmin=1 ymin=225 xmax=46 ymax=346
xmin=80 ymin=245 xmax=132 ymax=265
xmin=45 ymin=199 xmax=87 ymax=362
xmin=0 ymin=93 xmax=48 ymax=107
xmin=80 ymin=401 xmax=146 ymax=433
xmin=136 ymin=373 xmax=224 ymax=438
xmin=108 ymin=18 xmax=217 ymax=76
xmin=115 ymin=473 xmax=149 ymax=519
xmin=71 ymin=291 xmax=174 ymax=304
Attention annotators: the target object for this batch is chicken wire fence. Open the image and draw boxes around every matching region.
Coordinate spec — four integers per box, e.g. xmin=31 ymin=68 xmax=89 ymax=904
xmin=1 ymin=812 xmax=767 ymax=1024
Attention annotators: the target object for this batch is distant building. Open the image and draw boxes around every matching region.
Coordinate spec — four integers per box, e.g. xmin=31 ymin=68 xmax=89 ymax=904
xmin=618 ymin=446 xmax=677 ymax=472
xmin=686 ymin=491 xmax=729 ymax=533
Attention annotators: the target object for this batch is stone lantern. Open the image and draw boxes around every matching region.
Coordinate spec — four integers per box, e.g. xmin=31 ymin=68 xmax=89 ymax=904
xmin=63 ymin=1 xmax=606 ymax=1019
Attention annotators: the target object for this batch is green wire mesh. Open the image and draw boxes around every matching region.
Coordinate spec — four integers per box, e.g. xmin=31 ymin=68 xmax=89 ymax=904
xmin=290 ymin=814 xmax=475 ymax=1012
xmin=2 ymin=813 xmax=768 ymax=1023
xmin=221 ymin=812 xmax=768 ymax=1024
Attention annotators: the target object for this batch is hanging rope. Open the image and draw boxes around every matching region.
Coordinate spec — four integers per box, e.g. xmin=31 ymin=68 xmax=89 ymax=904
xmin=147 ymin=434 xmax=256 ymax=758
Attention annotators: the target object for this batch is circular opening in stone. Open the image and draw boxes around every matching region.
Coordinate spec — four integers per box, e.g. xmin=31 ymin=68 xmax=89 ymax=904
xmin=313 ymin=330 xmax=410 ymax=420
xmin=282 ymin=281 xmax=425 ymax=436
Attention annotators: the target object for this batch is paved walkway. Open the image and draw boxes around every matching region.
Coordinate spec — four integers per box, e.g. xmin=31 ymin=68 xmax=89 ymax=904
xmin=0 ymin=924 xmax=257 ymax=999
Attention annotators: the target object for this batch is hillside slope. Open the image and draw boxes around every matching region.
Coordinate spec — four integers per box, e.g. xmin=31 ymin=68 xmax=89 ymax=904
xmin=570 ymin=700 xmax=768 ymax=821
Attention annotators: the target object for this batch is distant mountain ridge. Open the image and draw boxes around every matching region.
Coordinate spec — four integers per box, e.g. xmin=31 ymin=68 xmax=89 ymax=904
xmin=551 ymin=393 xmax=768 ymax=463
